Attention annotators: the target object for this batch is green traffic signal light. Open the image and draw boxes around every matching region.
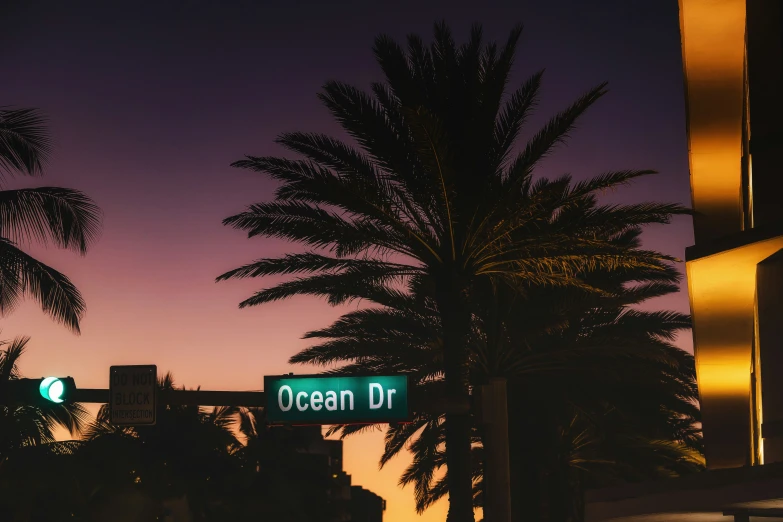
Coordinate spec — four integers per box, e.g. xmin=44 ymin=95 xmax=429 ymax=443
xmin=0 ymin=377 xmax=76 ymax=406
xmin=39 ymin=377 xmax=66 ymax=403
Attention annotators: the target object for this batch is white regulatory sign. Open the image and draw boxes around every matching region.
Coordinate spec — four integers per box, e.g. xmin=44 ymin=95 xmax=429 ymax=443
xmin=110 ymin=365 xmax=157 ymax=426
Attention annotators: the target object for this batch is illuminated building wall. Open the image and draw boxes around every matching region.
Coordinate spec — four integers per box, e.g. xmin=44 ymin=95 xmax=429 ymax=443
xmin=680 ymin=0 xmax=783 ymax=469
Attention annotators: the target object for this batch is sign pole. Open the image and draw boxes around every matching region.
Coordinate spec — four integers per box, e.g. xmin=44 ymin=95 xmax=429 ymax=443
xmin=481 ymin=377 xmax=512 ymax=522
xmin=66 ymin=387 xmax=469 ymax=411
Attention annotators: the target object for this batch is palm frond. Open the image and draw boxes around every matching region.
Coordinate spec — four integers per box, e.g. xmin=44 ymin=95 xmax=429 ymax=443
xmin=505 ymin=82 xmax=608 ymax=184
xmin=236 ymin=270 xmax=414 ymax=308
xmin=0 ymin=107 xmax=51 ymax=177
xmin=0 ymin=239 xmax=85 ymax=333
xmin=0 ymin=187 xmax=101 ymax=253
xmin=217 ymin=253 xmax=417 ymax=281
xmin=491 ymin=70 xmax=542 ymax=170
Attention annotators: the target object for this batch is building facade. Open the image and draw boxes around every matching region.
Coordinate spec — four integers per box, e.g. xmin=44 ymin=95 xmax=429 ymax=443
xmin=350 ymin=486 xmax=387 ymax=522
xmin=284 ymin=426 xmax=386 ymax=522
xmin=586 ymin=0 xmax=783 ymax=520
xmin=681 ymin=0 xmax=783 ymax=470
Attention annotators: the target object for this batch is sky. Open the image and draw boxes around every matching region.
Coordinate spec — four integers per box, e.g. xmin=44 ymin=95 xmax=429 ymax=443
xmin=1 ymin=1 xmax=693 ymax=520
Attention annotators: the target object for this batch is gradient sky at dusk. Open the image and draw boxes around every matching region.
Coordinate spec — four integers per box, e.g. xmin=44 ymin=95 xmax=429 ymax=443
xmin=2 ymin=1 xmax=692 ymax=519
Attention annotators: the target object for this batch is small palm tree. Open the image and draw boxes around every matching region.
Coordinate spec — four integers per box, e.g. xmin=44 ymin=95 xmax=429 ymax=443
xmin=0 ymin=107 xmax=101 ymax=333
xmin=0 ymin=338 xmax=88 ymax=521
xmin=84 ymin=373 xmax=240 ymax=520
xmin=219 ymin=23 xmax=686 ymax=522
xmin=0 ymin=336 xmax=90 ymax=520
xmin=0 ymin=336 xmax=88 ymax=461
xmin=0 ymin=439 xmax=86 ymax=521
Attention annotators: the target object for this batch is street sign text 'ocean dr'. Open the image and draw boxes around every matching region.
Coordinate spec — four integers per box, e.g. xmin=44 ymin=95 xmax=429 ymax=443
xmin=264 ymin=374 xmax=409 ymax=425
xmin=110 ymin=365 xmax=157 ymax=426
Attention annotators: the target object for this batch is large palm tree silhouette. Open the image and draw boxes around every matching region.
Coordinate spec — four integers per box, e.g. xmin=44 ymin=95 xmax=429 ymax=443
xmin=0 ymin=107 xmax=101 ymax=333
xmin=219 ymin=23 xmax=686 ymax=522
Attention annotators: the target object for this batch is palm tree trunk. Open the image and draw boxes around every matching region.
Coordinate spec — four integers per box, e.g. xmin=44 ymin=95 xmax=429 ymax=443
xmin=547 ymin=462 xmax=569 ymax=522
xmin=507 ymin=381 xmax=543 ymax=522
xmin=571 ymin=474 xmax=585 ymax=522
xmin=546 ymin=458 xmax=581 ymax=522
xmin=437 ymin=277 xmax=475 ymax=522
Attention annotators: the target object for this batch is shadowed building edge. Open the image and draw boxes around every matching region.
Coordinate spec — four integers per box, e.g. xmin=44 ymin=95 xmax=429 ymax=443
xmin=586 ymin=0 xmax=783 ymax=521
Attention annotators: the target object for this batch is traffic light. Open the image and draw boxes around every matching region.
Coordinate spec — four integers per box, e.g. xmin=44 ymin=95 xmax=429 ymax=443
xmin=0 ymin=377 xmax=77 ymax=406
xmin=39 ymin=377 xmax=68 ymax=403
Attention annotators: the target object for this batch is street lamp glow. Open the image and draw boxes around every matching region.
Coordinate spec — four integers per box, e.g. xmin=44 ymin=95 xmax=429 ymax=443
xmin=39 ymin=377 xmax=65 ymax=403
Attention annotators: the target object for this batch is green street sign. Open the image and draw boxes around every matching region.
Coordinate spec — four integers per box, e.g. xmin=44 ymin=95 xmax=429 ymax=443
xmin=264 ymin=374 xmax=409 ymax=425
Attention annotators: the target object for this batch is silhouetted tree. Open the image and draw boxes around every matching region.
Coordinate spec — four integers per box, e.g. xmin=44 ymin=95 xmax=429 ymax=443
xmin=219 ymin=23 xmax=686 ymax=522
xmin=0 ymin=106 xmax=101 ymax=333
xmin=0 ymin=439 xmax=87 ymax=521
xmin=83 ymin=373 xmax=241 ymax=521
xmin=0 ymin=337 xmax=89 ymax=521
xmin=0 ymin=336 xmax=88 ymax=460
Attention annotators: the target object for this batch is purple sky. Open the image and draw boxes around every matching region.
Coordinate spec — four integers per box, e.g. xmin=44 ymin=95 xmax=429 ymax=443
xmin=2 ymin=1 xmax=692 ymax=519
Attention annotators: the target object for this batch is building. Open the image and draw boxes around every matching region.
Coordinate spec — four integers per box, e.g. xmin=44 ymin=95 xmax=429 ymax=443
xmin=274 ymin=425 xmax=385 ymax=522
xmin=350 ymin=486 xmax=386 ymax=522
xmin=296 ymin=426 xmax=353 ymax=521
xmin=586 ymin=0 xmax=783 ymax=520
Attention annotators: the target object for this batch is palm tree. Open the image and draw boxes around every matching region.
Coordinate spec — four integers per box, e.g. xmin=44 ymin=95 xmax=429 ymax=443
xmin=0 ymin=336 xmax=89 ymax=521
xmin=83 ymin=373 xmax=241 ymax=520
xmin=218 ymin=23 xmax=686 ymax=522
xmin=292 ymin=228 xmax=701 ymax=520
xmin=0 ymin=106 xmax=101 ymax=333
xmin=0 ymin=439 xmax=87 ymax=521
xmin=0 ymin=336 xmax=88 ymax=460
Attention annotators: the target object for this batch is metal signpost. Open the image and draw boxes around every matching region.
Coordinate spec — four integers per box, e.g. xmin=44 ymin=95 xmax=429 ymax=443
xmin=110 ymin=365 xmax=157 ymax=426
xmin=264 ymin=374 xmax=409 ymax=425
xmin=0 ymin=368 xmax=509 ymax=521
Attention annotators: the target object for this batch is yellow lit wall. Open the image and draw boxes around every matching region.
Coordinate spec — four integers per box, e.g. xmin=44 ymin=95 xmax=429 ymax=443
xmin=679 ymin=0 xmax=746 ymax=243
xmin=687 ymin=237 xmax=783 ymax=467
xmin=679 ymin=0 xmax=751 ymax=469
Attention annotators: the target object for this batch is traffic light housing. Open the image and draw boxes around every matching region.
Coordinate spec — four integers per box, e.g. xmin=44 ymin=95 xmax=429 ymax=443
xmin=0 ymin=377 xmax=77 ymax=406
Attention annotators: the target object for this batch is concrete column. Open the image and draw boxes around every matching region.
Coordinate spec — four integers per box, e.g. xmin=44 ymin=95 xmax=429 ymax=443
xmin=757 ymin=249 xmax=783 ymax=462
